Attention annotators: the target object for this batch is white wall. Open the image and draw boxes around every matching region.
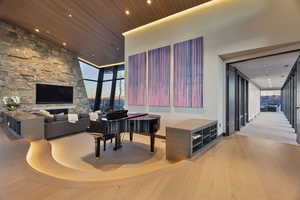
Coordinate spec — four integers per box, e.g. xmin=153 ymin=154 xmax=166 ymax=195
xmin=124 ymin=0 xmax=300 ymax=135
xmin=248 ymin=82 xmax=261 ymax=121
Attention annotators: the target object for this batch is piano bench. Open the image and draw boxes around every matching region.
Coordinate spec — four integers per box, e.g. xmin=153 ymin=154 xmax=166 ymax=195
xmin=88 ymin=133 xmax=115 ymax=158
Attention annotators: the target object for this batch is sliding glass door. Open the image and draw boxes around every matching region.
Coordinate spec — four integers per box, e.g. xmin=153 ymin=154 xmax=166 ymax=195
xmin=282 ymin=56 xmax=300 ymax=144
xmin=226 ymin=65 xmax=249 ymax=135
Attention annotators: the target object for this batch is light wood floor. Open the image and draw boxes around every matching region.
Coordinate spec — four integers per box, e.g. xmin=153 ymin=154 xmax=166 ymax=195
xmin=1 ymin=125 xmax=300 ymax=200
xmin=27 ymin=133 xmax=176 ymax=181
xmin=238 ymin=112 xmax=298 ymax=145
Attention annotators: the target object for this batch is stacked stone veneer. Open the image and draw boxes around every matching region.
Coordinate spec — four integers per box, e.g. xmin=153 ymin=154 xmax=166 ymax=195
xmin=0 ymin=20 xmax=89 ymax=121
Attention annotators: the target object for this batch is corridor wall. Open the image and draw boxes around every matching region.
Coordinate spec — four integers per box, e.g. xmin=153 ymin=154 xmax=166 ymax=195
xmin=248 ymin=82 xmax=261 ymax=121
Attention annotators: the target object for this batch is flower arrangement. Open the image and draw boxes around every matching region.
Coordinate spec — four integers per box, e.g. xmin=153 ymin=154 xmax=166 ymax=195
xmin=2 ymin=96 xmax=21 ymax=111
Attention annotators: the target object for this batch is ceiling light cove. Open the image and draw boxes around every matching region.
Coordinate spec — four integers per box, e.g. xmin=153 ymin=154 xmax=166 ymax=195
xmin=147 ymin=0 xmax=152 ymax=5
xmin=125 ymin=10 xmax=130 ymax=15
xmin=123 ymin=0 xmax=221 ymax=36
xmin=78 ymin=57 xmax=125 ymax=69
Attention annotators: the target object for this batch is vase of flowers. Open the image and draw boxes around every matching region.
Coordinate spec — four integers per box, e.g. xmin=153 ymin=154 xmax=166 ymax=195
xmin=2 ymin=96 xmax=21 ymax=111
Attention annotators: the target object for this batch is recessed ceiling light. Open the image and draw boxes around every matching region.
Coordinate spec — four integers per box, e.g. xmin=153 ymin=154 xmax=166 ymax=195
xmin=147 ymin=0 xmax=152 ymax=5
xmin=62 ymin=42 xmax=67 ymax=46
xmin=34 ymin=28 xmax=40 ymax=33
xmin=125 ymin=10 xmax=130 ymax=15
xmin=68 ymin=14 xmax=73 ymax=18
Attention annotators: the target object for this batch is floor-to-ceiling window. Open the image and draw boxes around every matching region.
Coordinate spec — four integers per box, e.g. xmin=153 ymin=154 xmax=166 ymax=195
xmin=260 ymin=90 xmax=281 ymax=112
xmin=99 ymin=66 xmax=125 ymax=112
xmin=114 ymin=65 xmax=125 ymax=110
xmin=79 ymin=62 xmax=99 ymax=111
xmin=79 ymin=61 xmax=125 ymax=112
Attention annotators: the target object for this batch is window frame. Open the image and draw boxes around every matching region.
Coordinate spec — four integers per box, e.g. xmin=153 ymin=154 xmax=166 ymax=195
xmin=79 ymin=60 xmax=125 ymax=112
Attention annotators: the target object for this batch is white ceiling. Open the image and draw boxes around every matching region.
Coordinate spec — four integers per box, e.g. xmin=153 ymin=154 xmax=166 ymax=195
xmin=231 ymin=52 xmax=300 ymax=89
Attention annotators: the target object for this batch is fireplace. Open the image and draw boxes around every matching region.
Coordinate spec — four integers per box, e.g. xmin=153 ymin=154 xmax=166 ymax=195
xmin=46 ymin=109 xmax=68 ymax=115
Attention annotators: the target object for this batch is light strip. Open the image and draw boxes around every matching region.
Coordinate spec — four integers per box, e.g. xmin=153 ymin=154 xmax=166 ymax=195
xmin=78 ymin=57 xmax=125 ymax=68
xmin=97 ymin=62 xmax=126 ymax=68
xmin=122 ymin=0 xmax=219 ymax=36
xmin=78 ymin=57 xmax=99 ymax=68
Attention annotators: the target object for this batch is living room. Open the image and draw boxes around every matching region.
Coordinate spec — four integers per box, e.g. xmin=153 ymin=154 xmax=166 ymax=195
xmin=1 ymin=0 xmax=300 ymax=199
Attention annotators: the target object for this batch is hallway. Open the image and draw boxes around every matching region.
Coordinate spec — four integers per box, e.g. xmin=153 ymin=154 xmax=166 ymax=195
xmin=238 ymin=112 xmax=298 ymax=146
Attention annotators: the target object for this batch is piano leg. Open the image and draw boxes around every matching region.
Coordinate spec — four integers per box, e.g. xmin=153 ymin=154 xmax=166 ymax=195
xmin=114 ymin=133 xmax=122 ymax=151
xmin=150 ymin=133 xmax=155 ymax=152
xmin=95 ymin=137 xmax=101 ymax=158
xmin=130 ymin=131 xmax=133 ymax=141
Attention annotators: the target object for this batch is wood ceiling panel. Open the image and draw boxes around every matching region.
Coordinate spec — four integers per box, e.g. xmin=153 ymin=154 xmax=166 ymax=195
xmin=0 ymin=0 xmax=211 ymax=65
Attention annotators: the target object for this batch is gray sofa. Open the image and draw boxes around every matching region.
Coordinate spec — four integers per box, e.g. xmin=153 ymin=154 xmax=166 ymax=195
xmin=44 ymin=114 xmax=90 ymax=140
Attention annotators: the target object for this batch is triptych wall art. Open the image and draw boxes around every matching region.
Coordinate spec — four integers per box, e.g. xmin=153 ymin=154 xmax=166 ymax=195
xmin=174 ymin=37 xmax=203 ymax=108
xmin=128 ymin=52 xmax=147 ymax=106
xmin=128 ymin=37 xmax=203 ymax=108
xmin=148 ymin=46 xmax=171 ymax=106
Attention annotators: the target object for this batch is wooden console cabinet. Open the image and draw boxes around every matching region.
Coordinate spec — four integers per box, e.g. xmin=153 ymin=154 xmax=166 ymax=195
xmin=166 ymin=119 xmax=218 ymax=161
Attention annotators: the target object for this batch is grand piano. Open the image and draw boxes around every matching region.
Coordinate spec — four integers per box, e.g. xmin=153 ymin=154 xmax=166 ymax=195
xmin=127 ymin=114 xmax=161 ymax=152
xmin=88 ymin=112 xmax=161 ymax=158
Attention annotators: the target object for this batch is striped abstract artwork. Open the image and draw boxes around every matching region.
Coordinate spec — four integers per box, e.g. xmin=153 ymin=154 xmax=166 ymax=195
xmin=148 ymin=46 xmax=171 ymax=106
xmin=173 ymin=37 xmax=203 ymax=108
xmin=128 ymin=52 xmax=147 ymax=105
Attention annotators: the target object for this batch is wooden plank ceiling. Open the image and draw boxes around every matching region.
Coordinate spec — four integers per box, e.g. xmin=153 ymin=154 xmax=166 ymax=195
xmin=0 ymin=0 xmax=211 ymax=66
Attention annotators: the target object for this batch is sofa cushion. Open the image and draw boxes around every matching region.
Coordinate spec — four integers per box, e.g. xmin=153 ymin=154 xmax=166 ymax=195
xmin=39 ymin=110 xmax=54 ymax=118
xmin=45 ymin=116 xmax=55 ymax=123
xmin=79 ymin=113 xmax=89 ymax=119
xmin=45 ymin=118 xmax=90 ymax=140
xmin=32 ymin=112 xmax=47 ymax=117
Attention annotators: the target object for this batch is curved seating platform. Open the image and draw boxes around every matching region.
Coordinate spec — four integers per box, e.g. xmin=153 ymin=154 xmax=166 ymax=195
xmin=27 ymin=133 xmax=180 ymax=182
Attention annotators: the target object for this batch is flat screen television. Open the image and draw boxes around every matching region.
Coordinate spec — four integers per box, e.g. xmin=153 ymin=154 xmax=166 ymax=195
xmin=36 ymin=84 xmax=73 ymax=104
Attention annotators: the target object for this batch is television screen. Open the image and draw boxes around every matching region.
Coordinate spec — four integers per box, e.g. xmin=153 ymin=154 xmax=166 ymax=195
xmin=36 ymin=84 xmax=73 ymax=104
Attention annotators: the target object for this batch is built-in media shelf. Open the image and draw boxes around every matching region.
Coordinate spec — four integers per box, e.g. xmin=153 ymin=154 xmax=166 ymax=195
xmin=166 ymin=119 xmax=218 ymax=161
xmin=3 ymin=111 xmax=44 ymax=140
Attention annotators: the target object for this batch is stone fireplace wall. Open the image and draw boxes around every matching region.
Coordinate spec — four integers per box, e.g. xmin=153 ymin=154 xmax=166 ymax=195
xmin=0 ymin=20 xmax=89 ymax=121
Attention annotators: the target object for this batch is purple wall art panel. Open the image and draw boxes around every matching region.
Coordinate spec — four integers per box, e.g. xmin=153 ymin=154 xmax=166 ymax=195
xmin=173 ymin=37 xmax=203 ymax=108
xmin=148 ymin=46 xmax=171 ymax=106
xmin=128 ymin=52 xmax=147 ymax=106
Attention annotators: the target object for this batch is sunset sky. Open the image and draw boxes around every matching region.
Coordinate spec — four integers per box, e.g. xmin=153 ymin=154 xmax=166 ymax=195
xmin=79 ymin=62 xmax=124 ymax=99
